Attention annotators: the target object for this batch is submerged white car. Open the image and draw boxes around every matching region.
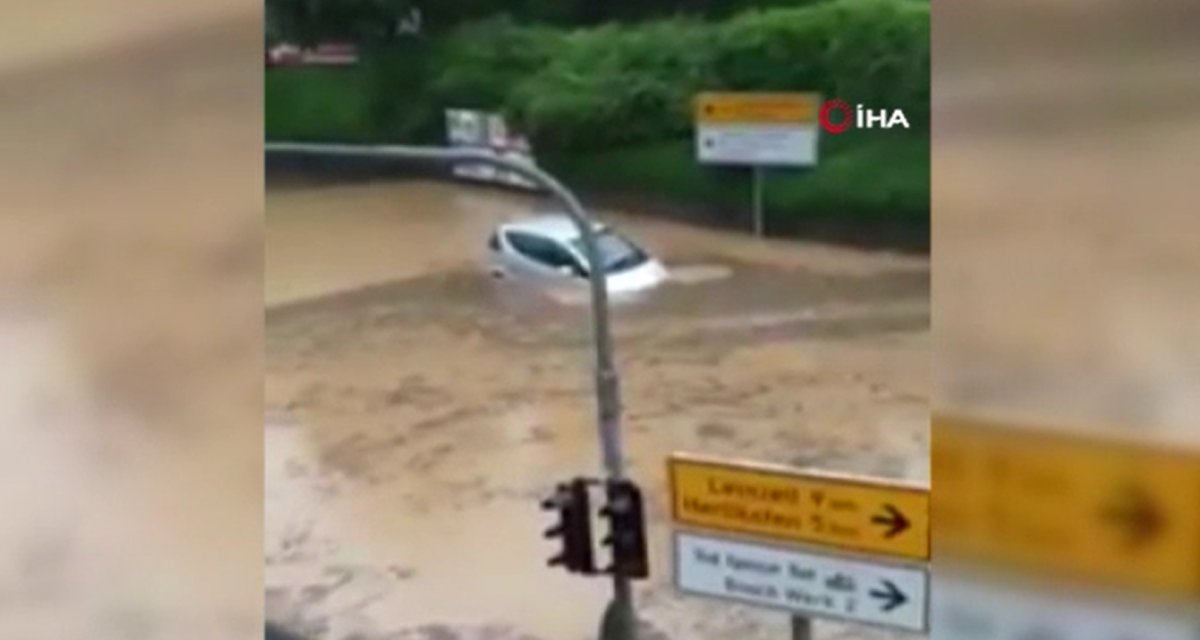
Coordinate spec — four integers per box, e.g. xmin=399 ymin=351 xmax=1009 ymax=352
xmin=487 ymin=215 xmax=669 ymax=294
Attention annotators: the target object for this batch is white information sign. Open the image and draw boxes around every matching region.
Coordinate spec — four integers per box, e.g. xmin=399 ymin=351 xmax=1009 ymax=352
xmin=932 ymin=571 xmax=1200 ymax=640
xmin=696 ymin=125 xmax=818 ymax=167
xmin=674 ymin=531 xmax=929 ymax=632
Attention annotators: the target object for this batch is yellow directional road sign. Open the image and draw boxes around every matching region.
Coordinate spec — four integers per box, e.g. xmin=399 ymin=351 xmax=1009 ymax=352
xmin=695 ymin=92 xmax=819 ymax=125
xmin=933 ymin=414 xmax=1200 ymax=598
xmin=668 ymin=454 xmax=930 ymax=561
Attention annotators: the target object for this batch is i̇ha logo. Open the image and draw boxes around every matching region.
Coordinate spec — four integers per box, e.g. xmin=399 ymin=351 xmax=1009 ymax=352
xmin=819 ymin=99 xmax=910 ymax=134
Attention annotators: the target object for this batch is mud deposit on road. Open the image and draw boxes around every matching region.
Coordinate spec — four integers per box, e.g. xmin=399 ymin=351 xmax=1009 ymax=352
xmin=266 ymin=180 xmax=929 ymax=640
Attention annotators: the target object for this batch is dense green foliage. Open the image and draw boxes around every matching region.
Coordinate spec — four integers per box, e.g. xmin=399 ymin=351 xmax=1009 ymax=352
xmin=507 ymin=19 xmax=716 ymax=151
xmin=429 ymin=18 xmax=566 ymax=111
xmin=265 ymin=67 xmax=371 ymax=141
xmin=266 ymin=0 xmax=854 ymax=42
xmin=504 ymin=0 xmax=928 ymax=153
xmin=266 ymin=0 xmax=929 ymax=223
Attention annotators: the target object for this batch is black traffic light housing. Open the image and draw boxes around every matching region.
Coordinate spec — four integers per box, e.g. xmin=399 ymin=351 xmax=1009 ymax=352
xmin=541 ymin=478 xmax=596 ymax=575
xmin=599 ymin=478 xmax=650 ymax=579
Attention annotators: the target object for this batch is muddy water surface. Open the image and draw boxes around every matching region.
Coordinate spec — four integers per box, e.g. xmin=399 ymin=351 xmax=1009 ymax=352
xmin=265 ymin=179 xmax=930 ymax=640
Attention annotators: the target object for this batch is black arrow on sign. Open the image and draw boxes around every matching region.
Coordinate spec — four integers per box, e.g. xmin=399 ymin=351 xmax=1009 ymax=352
xmin=868 ymin=579 xmax=907 ymax=612
xmin=1099 ymin=484 xmax=1163 ymax=550
xmin=871 ymin=504 xmax=911 ymax=539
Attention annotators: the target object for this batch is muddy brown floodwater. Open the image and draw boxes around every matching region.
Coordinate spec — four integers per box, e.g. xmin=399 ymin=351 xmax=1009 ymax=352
xmin=265 ymin=179 xmax=930 ymax=640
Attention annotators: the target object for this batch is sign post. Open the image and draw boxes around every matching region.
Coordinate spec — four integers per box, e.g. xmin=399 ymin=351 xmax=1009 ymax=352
xmin=694 ymin=92 xmax=820 ymax=237
xmin=752 ymin=166 xmax=765 ymax=238
xmin=790 ymin=615 xmax=811 ymax=640
xmin=667 ymin=454 xmax=931 ymax=636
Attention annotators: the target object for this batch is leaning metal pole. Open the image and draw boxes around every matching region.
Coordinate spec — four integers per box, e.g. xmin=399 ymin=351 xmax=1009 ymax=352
xmin=265 ymin=142 xmax=636 ymax=640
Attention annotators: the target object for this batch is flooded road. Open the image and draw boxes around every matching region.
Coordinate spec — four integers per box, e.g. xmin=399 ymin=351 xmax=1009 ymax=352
xmin=265 ymin=179 xmax=929 ymax=640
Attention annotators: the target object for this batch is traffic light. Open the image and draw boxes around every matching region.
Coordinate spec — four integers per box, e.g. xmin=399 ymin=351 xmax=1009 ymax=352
xmin=541 ymin=478 xmax=596 ymax=574
xmin=599 ymin=478 xmax=649 ymax=579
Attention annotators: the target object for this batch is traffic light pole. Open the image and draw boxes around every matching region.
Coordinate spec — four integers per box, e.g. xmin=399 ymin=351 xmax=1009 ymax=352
xmin=266 ymin=142 xmax=637 ymax=640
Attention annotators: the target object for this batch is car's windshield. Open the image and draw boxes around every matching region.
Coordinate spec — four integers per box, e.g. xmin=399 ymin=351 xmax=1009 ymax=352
xmin=569 ymin=229 xmax=649 ymax=274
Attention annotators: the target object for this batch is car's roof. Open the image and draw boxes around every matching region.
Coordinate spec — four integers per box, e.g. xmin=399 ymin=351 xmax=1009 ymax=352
xmin=499 ymin=214 xmax=604 ymax=243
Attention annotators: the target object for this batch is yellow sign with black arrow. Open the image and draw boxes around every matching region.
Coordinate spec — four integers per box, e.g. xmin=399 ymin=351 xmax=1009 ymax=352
xmin=668 ymin=454 xmax=930 ymax=561
xmin=933 ymin=413 xmax=1200 ymax=598
xmin=695 ymin=92 xmax=820 ymax=125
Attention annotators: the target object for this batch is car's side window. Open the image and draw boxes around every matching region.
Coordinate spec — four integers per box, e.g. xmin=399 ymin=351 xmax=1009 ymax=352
xmin=542 ymin=241 xmax=585 ymax=274
xmin=506 ymin=231 xmax=582 ymax=275
xmin=505 ymin=231 xmax=546 ymax=264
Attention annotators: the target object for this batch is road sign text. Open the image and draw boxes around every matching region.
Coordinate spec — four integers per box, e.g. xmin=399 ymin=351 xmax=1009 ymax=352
xmin=669 ymin=455 xmax=929 ymax=560
xmin=933 ymin=414 xmax=1200 ymax=597
xmin=675 ymin=532 xmax=929 ymax=632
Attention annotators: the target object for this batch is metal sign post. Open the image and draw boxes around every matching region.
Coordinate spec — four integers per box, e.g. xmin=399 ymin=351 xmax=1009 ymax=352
xmin=752 ymin=166 xmax=765 ymax=237
xmin=265 ymin=142 xmax=637 ymax=640
xmin=791 ymin=616 xmax=812 ymax=640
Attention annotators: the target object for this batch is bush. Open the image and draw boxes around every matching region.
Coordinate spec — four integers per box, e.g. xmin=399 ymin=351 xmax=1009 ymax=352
xmin=819 ymin=0 xmax=928 ymax=123
xmin=327 ymin=19 xmax=565 ymax=144
xmin=502 ymin=0 xmax=928 ymax=152
xmin=506 ymin=19 xmax=717 ymax=152
xmin=428 ymin=17 xmax=564 ymax=109
xmin=360 ymin=40 xmax=440 ymax=142
xmin=544 ymin=130 xmax=928 ymax=221
xmin=265 ymin=67 xmax=372 ymax=141
xmin=267 ymin=1 xmax=928 ymax=146
xmin=714 ymin=0 xmax=929 ymax=121
xmin=710 ymin=5 xmax=837 ymax=92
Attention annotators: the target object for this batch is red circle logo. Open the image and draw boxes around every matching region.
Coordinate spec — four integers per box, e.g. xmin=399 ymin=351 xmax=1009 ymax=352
xmin=819 ymin=99 xmax=853 ymax=134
